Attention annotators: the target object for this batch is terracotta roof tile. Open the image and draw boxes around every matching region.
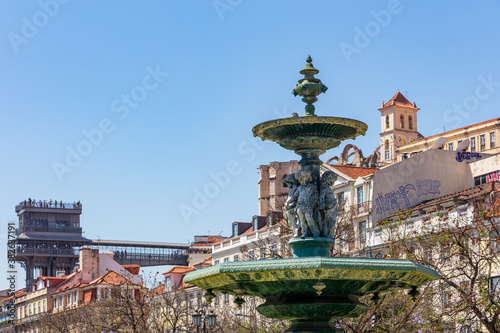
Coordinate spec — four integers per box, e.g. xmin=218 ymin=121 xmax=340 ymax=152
xmin=328 ymin=165 xmax=379 ymax=179
xmin=147 ymin=284 xmax=165 ymax=297
xmin=89 ymin=270 xmax=142 ymax=287
xmin=162 ymin=266 xmax=196 ymax=275
xmin=121 ymin=265 xmax=140 ymax=275
xmin=382 ymin=92 xmax=414 ymax=108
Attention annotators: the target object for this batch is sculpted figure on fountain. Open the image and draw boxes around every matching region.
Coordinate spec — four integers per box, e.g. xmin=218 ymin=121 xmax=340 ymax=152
xmin=283 ymin=174 xmax=301 ymax=237
xmin=319 ymin=171 xmax=339 ymax=236
xmin=295 ymin=171 xmax=320 ymax=238
xmin=283 ymin=170 xmax=339 ymax=238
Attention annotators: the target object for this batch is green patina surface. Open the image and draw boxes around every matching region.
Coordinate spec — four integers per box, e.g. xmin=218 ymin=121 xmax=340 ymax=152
xmin=252 ymin=116 xmax=367 ymax=153
xmin=184 ymin=257 xmax=440 ymax=298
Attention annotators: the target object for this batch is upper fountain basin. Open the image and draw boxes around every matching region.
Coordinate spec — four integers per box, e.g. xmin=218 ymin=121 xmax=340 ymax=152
xmin=252 ymin=116 xmax=368 ymax=153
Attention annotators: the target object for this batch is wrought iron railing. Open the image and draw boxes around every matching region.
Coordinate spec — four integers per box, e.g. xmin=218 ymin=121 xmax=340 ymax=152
xmin=354 ymin=201 xmax=372 ymax=215
xmin=16 ymin=248 xmax=77 ymax=256
xmin=18 ymin=225 xmax=82 ymax=234
xmin=15 ymin=201 xmax=82 ymax=212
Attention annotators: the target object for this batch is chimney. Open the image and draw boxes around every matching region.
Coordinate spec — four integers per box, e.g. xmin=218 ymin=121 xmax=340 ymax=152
xmin=79 ymin=248 xmax=100 ymax=282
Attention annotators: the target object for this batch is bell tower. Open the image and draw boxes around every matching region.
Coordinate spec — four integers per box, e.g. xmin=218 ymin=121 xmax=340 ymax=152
xmin=379 ymin=92 xmax=420 ymax=165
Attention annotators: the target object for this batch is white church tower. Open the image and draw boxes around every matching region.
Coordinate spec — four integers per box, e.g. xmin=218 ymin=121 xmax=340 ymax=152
xmin=379 ymin=92 xmax=420 ymax=165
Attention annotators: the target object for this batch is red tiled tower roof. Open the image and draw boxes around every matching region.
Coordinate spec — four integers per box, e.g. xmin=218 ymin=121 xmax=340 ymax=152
xmin=382 ymin=92 xmax=414 ymax=108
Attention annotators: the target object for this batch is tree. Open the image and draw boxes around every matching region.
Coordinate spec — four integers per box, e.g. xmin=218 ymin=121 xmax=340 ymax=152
xmin=375 ymin=192 xmax=500 ymax=332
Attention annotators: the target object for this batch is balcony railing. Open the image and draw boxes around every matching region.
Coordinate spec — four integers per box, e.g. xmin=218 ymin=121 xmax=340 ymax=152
xmin=15 ymin=201 xmax=82 ymax=212
xmin=354 ymin=201 xmax=372 ymax=215
xmin=16 ymin=248 xmax=77 ymax=256
xmin=18 ymin=225 xmax=82 ymax=234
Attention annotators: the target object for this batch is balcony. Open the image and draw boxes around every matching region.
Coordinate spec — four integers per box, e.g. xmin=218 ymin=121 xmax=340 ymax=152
xmin=18 ymin=226 xmax=82 ymax=234
xmin=16 ymin=247 xmax=77 ymax=256
xmin=15 ymin=201 xmax=82 ymax=213
xmin=354 ymin=201 xmax=372 ymax=215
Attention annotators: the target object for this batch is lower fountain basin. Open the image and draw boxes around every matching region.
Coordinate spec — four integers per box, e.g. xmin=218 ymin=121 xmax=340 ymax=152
xmin=184 ymin=257 xmax=439 ymax=299
xmin=185 ymin=257 xmax=439 ymax=332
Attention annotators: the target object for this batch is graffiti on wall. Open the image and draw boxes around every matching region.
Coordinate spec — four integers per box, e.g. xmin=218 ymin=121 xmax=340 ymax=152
xmin=456 ymin=151 xmax=483 ymax=162
xmin=487 ymin=170 xmax=500 ymax=182
xmin=375 ymin=179 xmax=441 ymax=215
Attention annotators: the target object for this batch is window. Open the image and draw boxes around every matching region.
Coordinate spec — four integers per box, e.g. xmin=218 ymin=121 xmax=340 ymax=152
xmin=38 ymin=301 xmax=40 ymax=313
xmin=43 ymin=300 xmax=46 ymax=312
xmin=359 ymin=222 xmax=367 ymax=245
xmin=408 ymin=116 xmax=413 ymax=129
xmin=385 ymin=115 xmax=389 ymax=129
xmin=29 ymin=304 xmax=31 ymax=316
xmin=491 ymin=276 xmax=500 ymax=292
xmin=470 ymin=137 xmax=476 ymax=152
xmin=74 ymin=291 xmax=77 ymax=304
xmin=232 ymin=224 xmax=238 ymax=237
xmin=54 ymin=297 xmax=57 ymax=308
xmin=253 ymin=217 xmax=259 ymax=231
xmin=356 ymin=186 xmax=364 ymax=204
xmin=68 ymin=293 xmax=72 ymax=304
xmin=260 ymin=249 xmax=266 ymax=260
xmin=165 ymin=276 xmax=171 ymax=289
xmin=442 ymin=289 xmax=451 ymax=308
xmin=223 ymin=257 xmax=229 ymax=263
xmin=491 ymin=132 xmax=496 ymax=149
xmin=384 ymin=140 xmax=390 ymax=161
xmin=233 ymin=255 xmax=239 ymax=262
xmin=400 ymin=114 xmax=404 ymax=128
xmin=338 ymin=192 xmax=345 ymax=207
xmin=214 ymin=260 xmax=219 ymax=265
xmin=249 ymin=251 xmax=255 ymax=261
xmin=224 ymin=294 xmax=230 ymax=305
xmin=448 ymin=142 xmax=453 ymax=151
xmin=480 ymin=134 xmax=486 ymax=151
xmin=270 ymin=244 xmax=278 ymax=258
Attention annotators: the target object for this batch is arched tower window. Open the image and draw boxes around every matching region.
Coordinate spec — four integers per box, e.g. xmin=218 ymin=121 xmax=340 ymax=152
xmin=409 ymin=116 xmax=413 ymax=130
xmin=385 ymin=115 xmax=389 ymax=129
xmin=400 ymin=115 xmax=405 ymax=129
xmin=384 ymin=140 xmax=390 ymax=160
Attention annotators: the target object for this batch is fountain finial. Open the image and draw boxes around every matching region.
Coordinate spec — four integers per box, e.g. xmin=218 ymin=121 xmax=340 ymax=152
xmin=292 ymin=56 xmax=328 ymax=116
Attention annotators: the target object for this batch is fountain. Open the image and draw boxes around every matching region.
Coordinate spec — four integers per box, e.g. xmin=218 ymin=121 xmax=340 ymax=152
xmin=184 ymin=57 xmax=439 ymax=332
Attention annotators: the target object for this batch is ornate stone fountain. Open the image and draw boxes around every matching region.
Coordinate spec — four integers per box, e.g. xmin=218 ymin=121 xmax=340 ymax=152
xmin=184 ymin=57 xmax=439 ymax=332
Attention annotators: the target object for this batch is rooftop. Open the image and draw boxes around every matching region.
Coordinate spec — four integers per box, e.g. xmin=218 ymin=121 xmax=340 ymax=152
xmin=163 ymin=266 xmax=196 ymax=275
xmin=89 ymin=270 xmax=142 ymax=287
xmin=381 ymin=92 xmax=415 ymax=108
xmin=326 ymin=165 xmax=379 ymax=179
xmin=416 ymin=117 xmax=500 ymax=143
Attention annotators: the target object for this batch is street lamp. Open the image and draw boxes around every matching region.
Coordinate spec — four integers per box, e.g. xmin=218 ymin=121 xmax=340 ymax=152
xmin=192 ymin=307 xmax=217 ymax=332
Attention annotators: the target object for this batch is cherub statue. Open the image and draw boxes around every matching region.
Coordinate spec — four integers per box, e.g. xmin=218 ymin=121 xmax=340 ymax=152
xmin=296 ymin=170 xmax=320 ymax=238
xmin=319 ymin=171 xmax=338 ymax=236
xmin=283 ymin=173 xmax=301 ymax=237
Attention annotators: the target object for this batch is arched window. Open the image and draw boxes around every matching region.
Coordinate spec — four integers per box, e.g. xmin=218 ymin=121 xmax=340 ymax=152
xmin=385 ymin=115 xmax=389 ymax=129
xmin=384 ymin=140 xmax=390 ymax=160
xmin=409 ymin=116 xmax=413 ymax=129
xmin=400 ymin=115 xmax=405 ymax=128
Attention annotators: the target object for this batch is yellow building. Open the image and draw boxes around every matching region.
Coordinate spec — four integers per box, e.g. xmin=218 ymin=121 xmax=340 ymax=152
xmin=397 ymin=117 xmax=500 ymax=162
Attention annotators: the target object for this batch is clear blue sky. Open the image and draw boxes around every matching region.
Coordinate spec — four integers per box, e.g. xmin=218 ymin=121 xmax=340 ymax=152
xmin=1 ymin=1 xmax=500 ymax=290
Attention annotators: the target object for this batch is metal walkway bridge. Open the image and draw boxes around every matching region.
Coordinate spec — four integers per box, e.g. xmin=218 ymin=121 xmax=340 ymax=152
xmin=89 ymin=239 xmax=190 ymax=267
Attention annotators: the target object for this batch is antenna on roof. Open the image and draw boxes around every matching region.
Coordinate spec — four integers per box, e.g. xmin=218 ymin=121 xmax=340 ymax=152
xmin=406 ymin=90 xmax=408 ymax=98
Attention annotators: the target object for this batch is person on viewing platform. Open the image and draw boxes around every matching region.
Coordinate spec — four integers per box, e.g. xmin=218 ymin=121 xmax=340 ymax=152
xmin=55 ymin=200 xmax=58 ymax=208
